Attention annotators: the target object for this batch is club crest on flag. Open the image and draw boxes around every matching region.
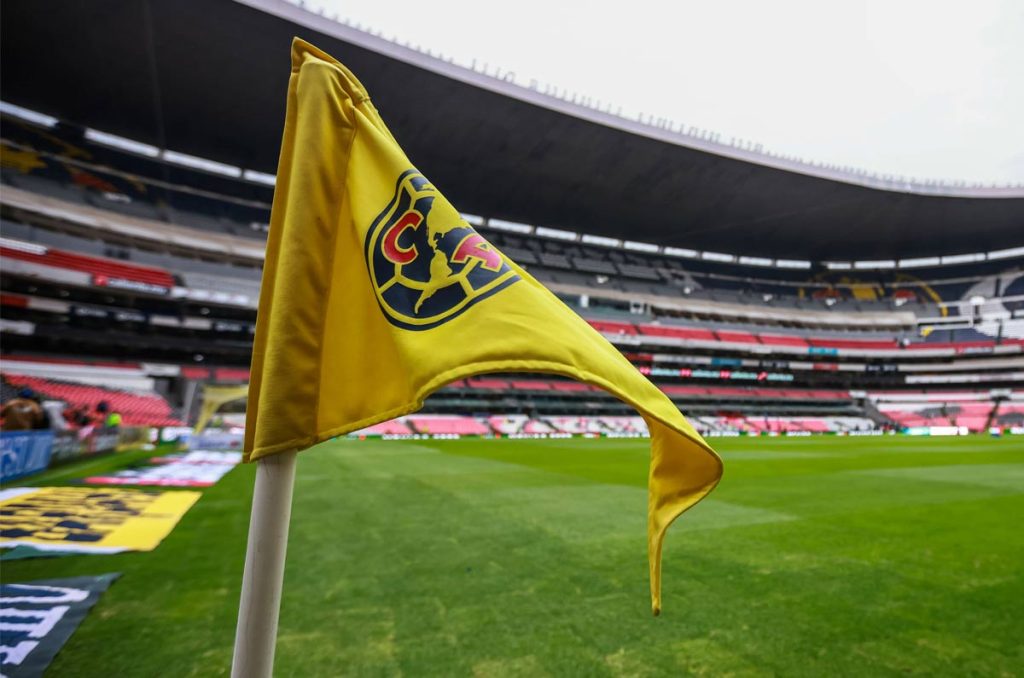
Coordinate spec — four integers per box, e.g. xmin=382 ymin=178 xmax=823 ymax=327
xmin=365 ymin=169 xmax=520 ymax=330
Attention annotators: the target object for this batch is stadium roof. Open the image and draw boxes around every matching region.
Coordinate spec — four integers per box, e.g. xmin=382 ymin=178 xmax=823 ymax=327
xmin=2 ymin=0 xmax=1022 ymax=260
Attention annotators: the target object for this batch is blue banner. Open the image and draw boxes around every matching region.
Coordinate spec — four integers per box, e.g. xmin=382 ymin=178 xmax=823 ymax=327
xmin=0 ymin=431 xmax=55 ymax=483
xmin=0 ymin=573 xmax=120 ymax=677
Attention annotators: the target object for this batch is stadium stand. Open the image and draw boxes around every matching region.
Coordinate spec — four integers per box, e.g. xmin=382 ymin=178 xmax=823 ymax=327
xmin=2 ymin=103 xmax=1022 ymax=436
xmin=354 ymin=420 xmax=413 ymax=436
xmin=406 ymin=415 xmax=491 ymax=436
xmin=2 ymin=374 xmax=181 ymax=427
xmin=4 ymin=117 xmax=1023 ymax=308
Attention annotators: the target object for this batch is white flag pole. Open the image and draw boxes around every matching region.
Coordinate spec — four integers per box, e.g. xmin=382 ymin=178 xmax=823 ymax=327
xmin=231 ymin=450 xmax=298 ymax=678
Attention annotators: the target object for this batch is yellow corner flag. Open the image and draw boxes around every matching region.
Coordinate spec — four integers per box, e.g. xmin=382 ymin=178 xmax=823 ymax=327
xmin=246 ymin=38 xmax=722 ymax=615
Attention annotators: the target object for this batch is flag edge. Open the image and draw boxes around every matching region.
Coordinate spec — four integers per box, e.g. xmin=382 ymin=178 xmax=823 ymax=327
xmin=245 ymin=357 xmax=722 ymax=467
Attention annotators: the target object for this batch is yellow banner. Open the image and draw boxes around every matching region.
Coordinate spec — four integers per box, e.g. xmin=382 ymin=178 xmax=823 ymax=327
xmin=193 ymin=384 xmax=250 ymax=434
xmin=0 ymin=487 xmax=200 ymax=553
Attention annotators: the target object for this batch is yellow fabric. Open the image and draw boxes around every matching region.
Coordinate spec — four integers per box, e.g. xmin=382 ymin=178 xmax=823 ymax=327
xmin=850 ymin=283 xmax=879 ymax=301
xmin=193 ymin=384 xmax=250 ymax=434
xmin=246 ymin=38 xmax=723 ymax=615
xmin=0 ymin=144 xmax=46 ymax=173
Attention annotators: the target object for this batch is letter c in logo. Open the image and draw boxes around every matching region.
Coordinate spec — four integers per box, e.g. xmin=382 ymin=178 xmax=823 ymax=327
xmin=382 ymin=211 xmax=422 ymax=264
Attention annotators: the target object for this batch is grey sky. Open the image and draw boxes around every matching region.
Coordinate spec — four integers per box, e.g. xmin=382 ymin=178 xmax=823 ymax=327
xmin=300 ymin=0 xmax=1023 ymax=185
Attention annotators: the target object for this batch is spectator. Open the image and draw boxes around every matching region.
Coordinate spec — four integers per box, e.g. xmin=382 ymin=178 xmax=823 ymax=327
xmin=1 ymin=388 xmax=46 ymax=430
xmin=69 ymin=405 xmax=92 ymax=428
xmin=64 ymin=404 xmax=85 ymax=428
xmin=97 ymin=400 xmax=122 ymax=428
xmin=29 ymin=390 xmax=52 ymax=430
xmin=40 ymin=401 xmax=66 ymax=430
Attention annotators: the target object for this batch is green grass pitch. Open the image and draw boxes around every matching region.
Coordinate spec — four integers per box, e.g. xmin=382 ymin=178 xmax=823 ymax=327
xmin=4 ymin=435 xmax=1022 ymax=676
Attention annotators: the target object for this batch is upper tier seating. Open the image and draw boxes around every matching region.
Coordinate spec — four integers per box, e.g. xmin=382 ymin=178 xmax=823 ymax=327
xmin=1 ymin=241 xmax=176 ymax=289
xmin=510 ymin=380 xmax=552 ymax=391
xmin=807 ymin=337 xmax=898 ymax=350
xmin=639 ymin=325 xmax=717 ymax=341
xmin=603 ymin=320 xmax=1021 ymax=353
xmin=550 ymin=382 xmax=594 ymax=392
xmin=758 ymin=333 xmax=811 ymax=347
xmin=466 ymin=378 xmax=510 ymax=390
xmin=2 ymin=119 xmax=272 ymax=231
xmin=4 ymin=115 xmax=1020 ymax=321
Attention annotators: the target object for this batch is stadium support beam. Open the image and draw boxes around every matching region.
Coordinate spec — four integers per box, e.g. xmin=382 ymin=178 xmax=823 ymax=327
xmin=231 ymin=451 xmax=298 ymax=678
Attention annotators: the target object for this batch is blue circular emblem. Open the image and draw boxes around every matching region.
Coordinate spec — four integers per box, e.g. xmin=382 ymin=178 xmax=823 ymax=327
xmin=365 ymin=170 xmax=520 ymax=330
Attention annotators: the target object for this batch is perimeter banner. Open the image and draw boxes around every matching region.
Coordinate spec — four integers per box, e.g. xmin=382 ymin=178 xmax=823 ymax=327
xmin=0 ymin=487 xmax=200 ymax=553
xmin=0 ymin=431 xmax=54 ymax=483
xmin=0 ymin=573 xmax=120 ymax=678
xmin=83 ymin=451 xmax=242 ymax=487
xmin=43 ymin=429 xmax=122 ymax=465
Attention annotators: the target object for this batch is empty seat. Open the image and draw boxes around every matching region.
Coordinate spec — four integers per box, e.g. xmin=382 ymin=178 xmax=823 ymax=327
xmin=2 ymin=374 xmax=182 ymax=426
xmin=406 ymin=415 xmax=489 ymax=435
xmin=573 ymin=257 xmax=617 ymax=274
xmin=538 ymin=253 xmax=572 ymax=269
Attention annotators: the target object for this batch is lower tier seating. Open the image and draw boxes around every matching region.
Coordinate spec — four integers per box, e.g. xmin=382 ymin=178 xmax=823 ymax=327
xmin=354 ymin=414 xmax=896 ymax=437
xmin=2 ymin=373 xmax=182 ymax=427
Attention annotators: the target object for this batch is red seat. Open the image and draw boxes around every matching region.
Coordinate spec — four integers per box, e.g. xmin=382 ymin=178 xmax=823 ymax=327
xmin=2 ymin=374 xmax=182 ymax=427
xmin=551 ymin=382 xmax=592 ymax=392
xmin=466 ymin=379 xmax=509 ymax=390
xmin=358 ymin=420 xmax=411 ymax=435
xmin=510 ymin=380 xmax=551 ymax=391
xmin=807 ymin=338 xmax=898 ymax=349
xmin=1 ymin=244 xmax=175 ymax=288
xmin=588 ymin=320 xmax=638 ymax=335
xmin=637 ymin=325 xmax=716 ymax=341
xmin=757 ymin=333 xmax=809 ymax=347
xmin=715 ymin=330 xmax=757 ymax=344
xmin=406 ymin=416 xmax=488 ymax=435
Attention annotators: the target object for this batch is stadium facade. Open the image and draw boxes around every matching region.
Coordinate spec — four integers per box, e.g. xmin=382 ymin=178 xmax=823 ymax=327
xmin=1 ymin=0 xmax=1023 ymax=438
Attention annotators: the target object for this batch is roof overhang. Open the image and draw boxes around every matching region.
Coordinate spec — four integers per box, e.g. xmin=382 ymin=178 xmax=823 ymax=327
xmin=2 ymin=0 xmax=1022 ymax=259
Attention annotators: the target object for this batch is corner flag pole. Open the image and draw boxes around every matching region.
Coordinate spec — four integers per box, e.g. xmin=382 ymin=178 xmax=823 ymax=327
xmin=231 ymin=451 xmax=298 ymax=678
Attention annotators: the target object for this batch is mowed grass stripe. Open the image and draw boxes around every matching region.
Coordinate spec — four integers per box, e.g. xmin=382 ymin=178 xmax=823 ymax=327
xmin=858 ymin=462 xmax=1024 ymax=489
xmin=1 ymin=435 xmax=1020 ymax=676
